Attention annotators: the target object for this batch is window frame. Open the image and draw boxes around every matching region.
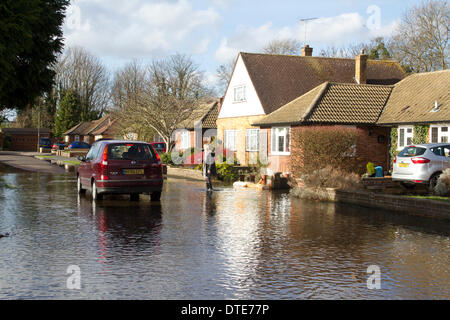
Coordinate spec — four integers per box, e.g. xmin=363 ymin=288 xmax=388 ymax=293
xmin=180 ymin=131 xmax=191 ymax=150
xmin=233 ymin=85 xmax=246 ymax=103
xmin=397 ymin=126 xmax=414 ymax=150
xmin=246 ymin=129 xmax=259 ymax=152
xmin=224 ymin=130 xmax=237 ymax=152
xmin=430 ymin=124 xmax=450 ymax=143
xmin=271 ymin=127 xmax=291 ymax=155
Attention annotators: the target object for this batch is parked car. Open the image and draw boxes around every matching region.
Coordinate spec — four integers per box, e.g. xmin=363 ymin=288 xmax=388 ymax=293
xmin=39 ymin=138 xmax=52 ymax=149
xmin=392 ymin=143 xmax=450 ymax=189
xmin=52 ymin=142 xmax=67 ymax=151
xmin=68 ymin=141 xmax=91 ymax=149
xmin=77 ymin=140 xmax=163 ymax=201
xmin=150 ymin=142 xmax=167 ymax=154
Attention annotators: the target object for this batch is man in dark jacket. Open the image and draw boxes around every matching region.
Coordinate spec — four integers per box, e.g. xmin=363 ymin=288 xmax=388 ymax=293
xmin=203 ymin=137 xmax=217 ymax=191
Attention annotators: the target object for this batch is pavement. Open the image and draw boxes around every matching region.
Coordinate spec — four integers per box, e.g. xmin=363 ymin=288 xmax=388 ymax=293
xmin=0 ymin=151 xmax=67 ymax=174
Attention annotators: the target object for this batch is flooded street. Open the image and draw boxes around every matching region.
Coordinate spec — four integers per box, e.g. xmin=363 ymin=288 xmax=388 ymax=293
xmin=0 ymin=164 xmax=449 ymax=299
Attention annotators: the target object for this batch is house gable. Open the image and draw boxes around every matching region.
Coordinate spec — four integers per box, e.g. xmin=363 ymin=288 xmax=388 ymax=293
xmin=218 ymin=54 xmax=265 ymax=119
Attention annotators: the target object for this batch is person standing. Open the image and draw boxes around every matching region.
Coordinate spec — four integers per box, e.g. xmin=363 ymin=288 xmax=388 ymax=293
xmin=203 ymin=137 xmax=217 ymax=191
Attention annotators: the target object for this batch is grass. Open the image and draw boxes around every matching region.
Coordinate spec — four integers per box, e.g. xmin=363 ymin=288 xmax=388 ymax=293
xmin=35 ymin=155 xmax=80 ymax=166
xmin=404 ymin=195 xmax=450 ymax=203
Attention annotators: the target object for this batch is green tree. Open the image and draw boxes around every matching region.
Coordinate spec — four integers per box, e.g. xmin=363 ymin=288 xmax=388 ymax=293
xmin=0 ymin=0 xmax=69 ymax=111
xmin=54 ymin=90 xmax=82 ymax=138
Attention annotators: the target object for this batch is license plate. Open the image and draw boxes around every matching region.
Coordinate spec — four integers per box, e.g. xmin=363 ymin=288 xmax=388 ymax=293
xmin=123 ymin=169 xmax=144 ymax=175
xmin=399 ymin=163 xmax=409 ymax=168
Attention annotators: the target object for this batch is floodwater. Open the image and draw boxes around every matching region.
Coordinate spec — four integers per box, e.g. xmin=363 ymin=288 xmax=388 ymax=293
xmin=0 ymin=164 xmax=449 ymax=299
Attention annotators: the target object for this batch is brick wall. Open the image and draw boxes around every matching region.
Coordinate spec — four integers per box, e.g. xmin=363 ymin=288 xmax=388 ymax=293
xmin=217 ymin=115 xmax=266 ymax=165
xmin=332 ymin=189 xmax=450 ymax=220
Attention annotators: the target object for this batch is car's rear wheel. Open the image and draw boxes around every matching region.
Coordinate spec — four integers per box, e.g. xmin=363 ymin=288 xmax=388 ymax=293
xmin=151 ymin=191 xmax=161 ymax=202
xmin=77 ymin=176 xmax=86 ymax=194
xmin=130 ymin=193 xmax=140 ymax=201
xmin=92 ymin=181 xmax=103 ymax=200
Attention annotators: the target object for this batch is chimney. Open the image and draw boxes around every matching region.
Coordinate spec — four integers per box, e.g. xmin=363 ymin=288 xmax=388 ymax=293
xmin=355 ymin=49 xmax=368 ymax=84
xmin=301 ymin=44 xmax=313 ymax=57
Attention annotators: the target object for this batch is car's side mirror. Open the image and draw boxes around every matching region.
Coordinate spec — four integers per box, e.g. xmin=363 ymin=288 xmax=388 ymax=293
xmin=77 ymin=156 xmax=86 ymax=162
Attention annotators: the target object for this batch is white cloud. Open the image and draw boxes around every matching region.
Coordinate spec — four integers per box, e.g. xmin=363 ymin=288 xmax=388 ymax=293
xmin=63 ymin=0 xmax=220 ymax=59
xmin=214 ymin=12 xmax=399 ymax=63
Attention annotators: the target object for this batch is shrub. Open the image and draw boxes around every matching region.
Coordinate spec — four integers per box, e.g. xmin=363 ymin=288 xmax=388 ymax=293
xmin=291 ymin=126 xmax=359 ymax=177
xmin=300 ymin=166 xmax=361 ymax=190
xmin=291 ymin=166 xmax=361 ymax=200
xmin=216 ymin=163 xmax=238 ymax=183
xmin=160 ymin=152 xmax=173 ymax=165
xmin=435 ymin=169 xmax=450 ymax=197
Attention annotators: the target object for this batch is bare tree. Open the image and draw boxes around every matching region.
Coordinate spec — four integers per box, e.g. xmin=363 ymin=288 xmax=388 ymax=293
xmin=319 ymin=38 xmax=392 ymax=60
xmin=55 ymin=47 xmax=111 ymax=121
xmin=119 ymin=54 xmax=211 ymax=146
xmin=390 ymin=0 xmax=449 ymax=72
xmin=111 ymin=60 xmax=157 ymax=141
xmin=263 ymin=38 xmax=301 ymax=55
xmin=215 ymin=58 xmax=235 ymax=96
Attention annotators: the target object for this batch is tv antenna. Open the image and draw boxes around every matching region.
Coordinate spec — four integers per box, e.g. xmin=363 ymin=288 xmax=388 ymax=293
xmin=300 ymin=18 xmax=318 ymax=46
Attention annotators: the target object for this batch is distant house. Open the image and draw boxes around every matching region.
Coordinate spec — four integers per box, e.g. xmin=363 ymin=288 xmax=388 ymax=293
xmin=0 ymin=128 xmax=51 ymax=151
xmin=64 ymin=115 xmax=118 ymax=144
xmin=254 ymin=82 xmax=394 ymax=175
xmin=217 ymin=46 xmax=406 ymax=166
xmin=377 ymin=70 xmax=450 ymax=149
xmin=173 ymin=99 xmax=221 ymax=151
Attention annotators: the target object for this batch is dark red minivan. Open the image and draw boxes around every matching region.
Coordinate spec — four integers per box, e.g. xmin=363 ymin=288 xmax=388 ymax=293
xmin=77 ymin=140 xmax=163 ymax=201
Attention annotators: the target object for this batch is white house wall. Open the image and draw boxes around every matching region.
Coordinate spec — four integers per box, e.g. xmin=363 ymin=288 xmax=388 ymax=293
xmin=218 ymin=54 xmax=265 ymax=119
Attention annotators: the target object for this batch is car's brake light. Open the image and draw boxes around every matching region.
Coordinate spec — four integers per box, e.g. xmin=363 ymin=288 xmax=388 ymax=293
xmin=411 ymin=157 xmax=430 ymax=164
xmin=394 ymin=156 xmax=397 ymax=164
xmin=101 ymin=146 xmax=108 ymax=166
xmin=414 ymin=180 xmax=423 ymax=183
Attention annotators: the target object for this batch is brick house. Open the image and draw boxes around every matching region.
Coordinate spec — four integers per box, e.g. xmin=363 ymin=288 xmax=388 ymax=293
xmin=0 ymin=128 xmax=52 ymax=151
xmin=254 ymin=82 xmax=394 ymax=175
xmin=216 ymin=46 xmax=405 ymax=166
xmin=377 ymin=70 xmax=450 ymax=149
xmin=173 ymin=99 xmax=221 ymax=151
xmin=64 ymin=115 xmax=118 ymax=144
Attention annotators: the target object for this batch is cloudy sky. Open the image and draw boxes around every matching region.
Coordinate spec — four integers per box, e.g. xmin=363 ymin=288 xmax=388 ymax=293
xmin=63 ymin=0 xmax=424 ymax=85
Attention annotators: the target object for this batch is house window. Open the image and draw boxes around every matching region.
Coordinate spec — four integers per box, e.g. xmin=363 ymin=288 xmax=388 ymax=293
xmin=246 ymin=129 xmax=259 ymax=152
xmin=430 ymin=125 xmax=450 ymax=143
xmin=233 ymin=85 xmax=246 ymax=103
xmin=180 ymin=131 xmax=190 ymax=150
xmin=224 ymin=130 xmax=237 ymax=151
xmin=74 ymin=135 xmax=80 ymax=141
xmin=65 ymin=136 xmax=69 ymax=143
xmin=398 ymin=126 xmax=413 ymax=150
xmin=271 ymin=127 xmax=290 ymax=155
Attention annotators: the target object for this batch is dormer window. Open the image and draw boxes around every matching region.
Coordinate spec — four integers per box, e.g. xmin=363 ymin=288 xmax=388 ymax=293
xmin=233 ymin=85 xmax=246 ymax=103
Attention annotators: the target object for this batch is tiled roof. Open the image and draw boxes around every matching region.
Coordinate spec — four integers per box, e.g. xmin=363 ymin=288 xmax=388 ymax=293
xmin=64 ymin=116 xmax=116 ymax=136
xmin=64 ymin=122 xmax=93 ymax=135
xmin=178 ymin=100 xmax=220 ymax=129
xmin=254 ymin=82 xmax=393 ymax=126
xmin=377 ymin=70 xmax=450 ymax=124
xmin=240 ymin=53 xmax=405 ymax=115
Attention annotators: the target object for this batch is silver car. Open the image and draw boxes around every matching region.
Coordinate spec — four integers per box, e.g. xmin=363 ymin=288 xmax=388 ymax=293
xmin=392 ymin=143 xmax=450 ymax=188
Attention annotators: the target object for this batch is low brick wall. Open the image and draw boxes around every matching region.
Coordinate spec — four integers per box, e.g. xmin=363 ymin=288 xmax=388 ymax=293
xmin=167 ymin=166 xmax=204 ymax=181
xmin=326 ymin=188 xmax=450 ymax=220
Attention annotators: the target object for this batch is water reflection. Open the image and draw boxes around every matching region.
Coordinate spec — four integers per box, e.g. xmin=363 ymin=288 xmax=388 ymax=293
xmin=0 ymin=165 xmax=449 ymax=299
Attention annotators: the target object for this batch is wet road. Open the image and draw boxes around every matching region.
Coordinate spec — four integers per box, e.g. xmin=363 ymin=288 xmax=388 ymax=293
xmin=0 ymin=164 xmax=449 ymax=299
